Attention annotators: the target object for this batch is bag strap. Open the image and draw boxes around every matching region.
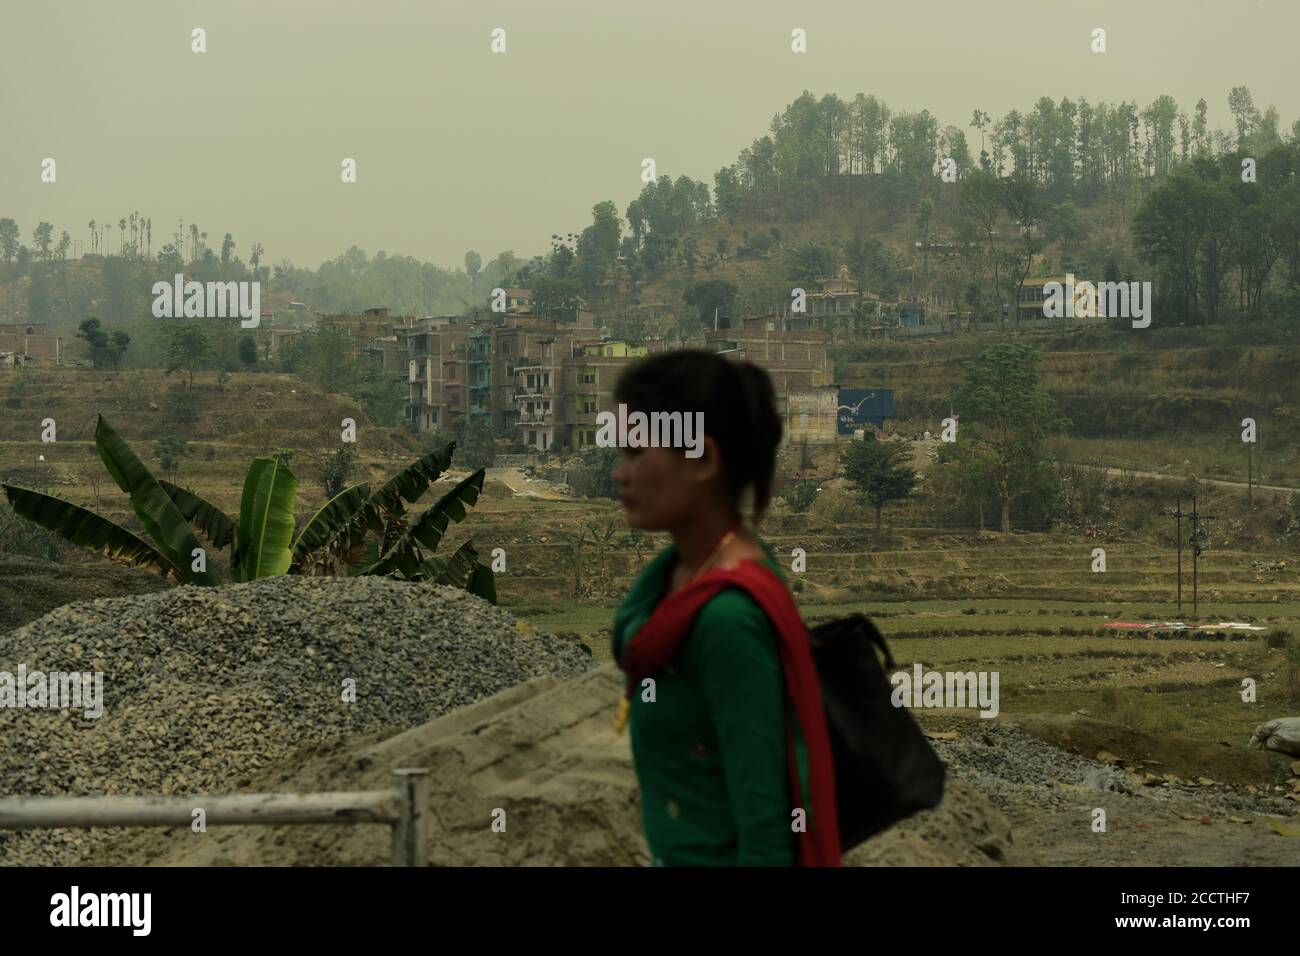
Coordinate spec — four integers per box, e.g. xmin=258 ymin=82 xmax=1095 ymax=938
xmin=857 ymin=614 xmax=897 ymax=670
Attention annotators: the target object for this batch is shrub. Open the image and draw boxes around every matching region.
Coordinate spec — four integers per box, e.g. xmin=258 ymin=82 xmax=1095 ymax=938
xmin=1265 ymin=628 xmax=1291 ymax=649
xmin=320 ymin=444 xmax=356 ymax=498
xmin=568 ymin=448 xmax=619 ymax=500
xmin=809 ymin=487 xmax=861 ymax=525
xmin=780 ymin=479 xmax=819 ymax=513
xmin=153 ymin=436 xmax=191 ymax=482
xmin=3 ymin=417 xmax=494 ymax=600
xmin=163 ymin=382 xmax=200 ymax=429
xmin=455 ymin=416 xmax=497 ymax=470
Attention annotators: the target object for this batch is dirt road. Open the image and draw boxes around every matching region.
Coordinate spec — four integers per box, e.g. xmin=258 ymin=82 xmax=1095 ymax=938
xmin=485 ymin=467 xmax=574 ymax=500
xmin=1078 ymin=464 xmax=1298 ymax=495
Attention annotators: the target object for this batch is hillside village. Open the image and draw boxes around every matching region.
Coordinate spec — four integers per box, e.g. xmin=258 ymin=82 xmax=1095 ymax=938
xmin=2 ymin=77 xmax=1300 ymax=875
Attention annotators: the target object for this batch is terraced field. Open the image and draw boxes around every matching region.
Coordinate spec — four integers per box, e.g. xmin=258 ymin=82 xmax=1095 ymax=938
xmin=460 ymin=493 xmax=1300 ymax=795
xmin=462 ymin=493 xmax=1300 ymax=863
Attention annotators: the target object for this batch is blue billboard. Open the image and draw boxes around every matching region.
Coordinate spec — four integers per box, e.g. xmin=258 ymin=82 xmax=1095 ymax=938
xmin=837 ymin=387 xmax=894 ymax=433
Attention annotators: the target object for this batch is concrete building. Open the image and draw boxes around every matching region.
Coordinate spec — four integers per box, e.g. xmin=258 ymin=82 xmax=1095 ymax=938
xmin=503 ymin=289 xmax=533 ymax=313
xmin=704 ymin=316 xmax=832 ymax=388
xmin=315 ymin=305 xmax=419 ymax=372
xmin=402 ymin=307 xmax=838 ymax=454
xmin=781 ymin=267 xmax=924 ymax=337
xmin=805 ymin=264 xmax=861 ymax=317
xmin=1017 ymin=276 xmax=1112 ymax=326
xmin=403 ymin=316 xmax=472 ymax=433
xmin=363 ymin=332 xmax=410 ymax=374
xmin=786 ymin=386 xmax=842 ymax=443
xmin=252 ymin=326 xmax=303 ymax=362
xmin=320 ymin=307 xmax=407 ymax=341
xmin=0 ymin=323 xmax=64 ymax=366
xmin=566 ymin=340 xmax=651 ymax=452
xmin=704 ymin=316 xmax=836 ymax=443
xmin=404 ymin=309 xmax=656 ymax=452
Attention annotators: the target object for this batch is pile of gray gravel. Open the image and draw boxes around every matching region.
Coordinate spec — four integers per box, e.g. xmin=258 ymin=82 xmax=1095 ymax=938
xmin=0 ymin=576 xmax=596 ymax=865
xmin=929 ymin=722 xmax=1298 ymax=819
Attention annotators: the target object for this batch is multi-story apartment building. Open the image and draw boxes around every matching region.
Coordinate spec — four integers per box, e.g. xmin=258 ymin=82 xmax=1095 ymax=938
xmin=402 ymin=308 xmax=837 ymax=452
xmin=565 ymin=340 xmax=651 ymax=451
xmin=493 ymin=311 xmax=606 ymax=450
xmin=403 ymin=315 xmax=471 ymax=433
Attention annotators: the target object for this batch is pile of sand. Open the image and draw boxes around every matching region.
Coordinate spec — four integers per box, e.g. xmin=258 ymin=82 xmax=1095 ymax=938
xmin=83 ymin=664 xmax=1032 ymax=866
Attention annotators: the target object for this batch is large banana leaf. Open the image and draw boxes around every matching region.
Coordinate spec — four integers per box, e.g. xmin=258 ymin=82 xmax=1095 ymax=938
xmin=158 ymin=480 xmax=238 ymax=553
xmin=418 ymin=539 xmax=497 ymax=603
xmin=290 ymin=481 xmax=372 ymax=567
xmin=234 ymin=457 xmax=298 ymax=582
xmin=417 ymin=538 xmax=481 ymax=586
xmin=368 ymin=443 xmax=455 ymax=515
xmin=94 ymin=416 xmax=221 ymax=586
xmin=363 ymin=469 xmax=484 ymax=577
xmin=466 ymin=560 xmax=497 ymax=605
xmin=348 ymin=537 xmax=383 ymax=577
xmin=2 ymin=484 xmax=175 ymax=577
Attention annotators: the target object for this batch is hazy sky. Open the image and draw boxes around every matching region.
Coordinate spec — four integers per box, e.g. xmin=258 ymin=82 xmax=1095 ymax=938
xmin=3 ymin=0 xmax=1295 ymax=272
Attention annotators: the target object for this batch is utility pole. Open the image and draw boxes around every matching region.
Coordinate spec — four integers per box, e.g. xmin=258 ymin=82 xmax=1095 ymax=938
xmin=1164 ymin=497 xmax=1186 ymax=613
xmin=1188 ymin=494 xmax=1216 ymax=619
xmin=1247 ymin=441 xmax=1252 ymax=504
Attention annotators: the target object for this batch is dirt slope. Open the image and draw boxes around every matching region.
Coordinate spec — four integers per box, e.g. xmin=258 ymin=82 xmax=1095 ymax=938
xmin=87 ymin=665 xmax=1030 ymax=866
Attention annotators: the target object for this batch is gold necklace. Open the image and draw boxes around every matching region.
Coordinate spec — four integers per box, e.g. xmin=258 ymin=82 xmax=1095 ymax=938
xmin=686 ymin=526 xmax=738 ymax=585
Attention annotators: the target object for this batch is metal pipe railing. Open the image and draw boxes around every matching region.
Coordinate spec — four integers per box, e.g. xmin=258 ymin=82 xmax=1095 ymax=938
xmin=0 ymin=768 xmax=432 ymax=866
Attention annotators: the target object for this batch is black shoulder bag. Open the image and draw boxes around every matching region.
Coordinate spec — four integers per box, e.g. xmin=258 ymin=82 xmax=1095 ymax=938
xmin=808 ymin=613 xmax=946 ymax=851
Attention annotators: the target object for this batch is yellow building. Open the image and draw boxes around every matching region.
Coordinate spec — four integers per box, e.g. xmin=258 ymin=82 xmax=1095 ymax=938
xmin=579 ymin=341 xmax=647 ymax=359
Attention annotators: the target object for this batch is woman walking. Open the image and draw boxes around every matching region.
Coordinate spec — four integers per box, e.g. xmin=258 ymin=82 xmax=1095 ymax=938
xmin=610 ymin=350 xmax=840 ymax=867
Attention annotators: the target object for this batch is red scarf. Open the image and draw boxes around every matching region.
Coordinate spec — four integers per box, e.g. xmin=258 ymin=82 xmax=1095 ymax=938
xmin=618 ymin=559 xmax=842 ymax=867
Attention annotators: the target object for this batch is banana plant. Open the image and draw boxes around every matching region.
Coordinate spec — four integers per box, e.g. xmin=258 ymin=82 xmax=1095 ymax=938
xmin=284 ymin=442 xmax=493 ymax=602
xmin=2 ymin=416 xmax=497 ymax=602
xmin=4 ymin=416 xmax=218 ymax=585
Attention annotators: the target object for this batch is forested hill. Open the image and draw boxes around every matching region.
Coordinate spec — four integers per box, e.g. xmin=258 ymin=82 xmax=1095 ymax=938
xmin=3 ymin=85 xmax=1298 ymax=339
xmin=503 ymin=86 xmax=1300 ymax=340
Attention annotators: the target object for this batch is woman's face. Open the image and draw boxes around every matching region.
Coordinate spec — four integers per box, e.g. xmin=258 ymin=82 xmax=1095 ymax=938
xmin=613 ymin=445 xmax=698 ymax=530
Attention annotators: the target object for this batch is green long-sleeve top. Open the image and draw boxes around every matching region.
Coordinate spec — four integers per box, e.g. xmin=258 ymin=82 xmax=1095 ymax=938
xmin=612 ymin=539 xmax=805 ymax=867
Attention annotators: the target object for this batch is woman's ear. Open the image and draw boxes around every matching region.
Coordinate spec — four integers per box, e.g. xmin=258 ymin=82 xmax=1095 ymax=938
xmin=688 ymin=434 xmax=724 ymax=488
